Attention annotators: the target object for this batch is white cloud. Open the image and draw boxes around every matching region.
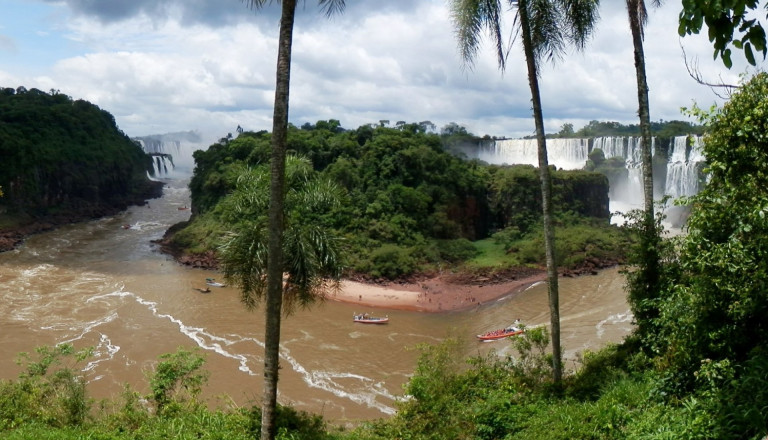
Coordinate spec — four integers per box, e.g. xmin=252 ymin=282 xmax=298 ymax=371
xmin=2 ymin=1 xmax=759 ymax=142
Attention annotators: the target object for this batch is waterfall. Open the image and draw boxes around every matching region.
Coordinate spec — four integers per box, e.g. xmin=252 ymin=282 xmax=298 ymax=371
xmin=478 ymin=138 xmax=590 ymax=170
xmin=664 ymin=136 xmax=704 ymax=198
xmin=592 ymin=136 xmax=654 ymax=168
xmin=133 ymin=131 xmax=203 ymax=178
xmin=473 ymin=135 xmax=706 ymax=223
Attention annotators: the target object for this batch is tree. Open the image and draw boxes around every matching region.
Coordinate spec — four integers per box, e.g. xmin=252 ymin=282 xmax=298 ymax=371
xmin=625 ymin=0 xmax=664 ymax=347
xmin=237 ymin=2 xmax=345 ymax=439
xmin=678 ymin=0 xmax=768 ymax=67
xmin=219 ymin=158 xmax=344 ymax=439
xmin=449 ymin=0 xmax=600 ymax=384
xmin=557 ymin=122 xmax=575 ymax=137
xmin=657 ymin=73 xmax=768 ymax=437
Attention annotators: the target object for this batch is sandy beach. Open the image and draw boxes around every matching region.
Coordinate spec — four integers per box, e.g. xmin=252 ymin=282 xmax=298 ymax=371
xmin=331 ymin=272 xmax=548 ymax=313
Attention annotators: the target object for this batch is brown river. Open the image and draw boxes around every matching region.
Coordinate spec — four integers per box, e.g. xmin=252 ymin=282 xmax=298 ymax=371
xmin=0 ymin=177 xmax=633 ymax=424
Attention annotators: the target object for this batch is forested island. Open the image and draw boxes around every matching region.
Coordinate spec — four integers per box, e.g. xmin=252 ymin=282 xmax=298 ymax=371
xmin=159 ymin=120 xmax=632 ymax=281
xmin=0 ymin=87 xmax=163 ymax=251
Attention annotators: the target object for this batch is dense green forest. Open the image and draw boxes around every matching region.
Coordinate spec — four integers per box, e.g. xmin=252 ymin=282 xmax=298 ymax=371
xmin=163 ymin=120 xmax=633 ymax=279
xmin=0 ymin=87 xmax=161 ymax=229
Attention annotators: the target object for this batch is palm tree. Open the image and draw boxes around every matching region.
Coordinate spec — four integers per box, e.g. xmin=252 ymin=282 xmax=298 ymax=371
xmin=237 ymin=2 xmax=345 ymax=439
xmin=625 ymin=0 xmax=662 ymax=344
xmin=450 ymin=0 xmax=599 ymax=384
xmin=219 ymin=157 xmax=344 ymax=440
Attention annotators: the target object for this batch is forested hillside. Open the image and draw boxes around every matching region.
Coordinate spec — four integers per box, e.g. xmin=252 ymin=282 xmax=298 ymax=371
xmin=0 ymin=87 xmax=162 ymax=246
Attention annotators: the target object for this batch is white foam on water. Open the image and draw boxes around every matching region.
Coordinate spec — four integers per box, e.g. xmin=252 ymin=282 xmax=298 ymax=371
xmin=81 ymin=334 xmax=122 ymax=376
xmin=107 ymin=288 xmax=263 ymax=376
xmin=280 ymin=347 xmax=397 ymax=415
xmin=595 ymin=311 xmax=633 ymax=338
xmin=525 ymin=281 xmax=545 ymax=291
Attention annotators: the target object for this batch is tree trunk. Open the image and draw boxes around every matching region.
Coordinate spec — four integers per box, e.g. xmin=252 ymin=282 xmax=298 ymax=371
xmin=262 ymin=1 xmax=296 ymax=439
xmin=628 ymin=1 xmax=654 ymax=223
xmin=518 ymin=0 xmax=562 ymax=384
xmin=627 ymin=0 xmax=661 ymax=338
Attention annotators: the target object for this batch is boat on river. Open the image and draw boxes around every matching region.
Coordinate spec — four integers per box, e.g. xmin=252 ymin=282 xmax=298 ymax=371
xmin=353 ymin=313 xmax=389 ymax=324
xmin=205 ymin=278 xmax=226 ymax=287
xmin=476 ymin=324 xmax=524 ymax=341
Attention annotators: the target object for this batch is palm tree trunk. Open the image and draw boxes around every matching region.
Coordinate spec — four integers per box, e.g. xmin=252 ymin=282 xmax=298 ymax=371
xmin=518 ymin=0 xmax=562 ymax=384
xmin=628 ymin=2 xmax=654 ymax=223
xmin=262 ymin=1 xmax=296 ymax=439
xmin=627 ymin=1 xmax=660 ymax=338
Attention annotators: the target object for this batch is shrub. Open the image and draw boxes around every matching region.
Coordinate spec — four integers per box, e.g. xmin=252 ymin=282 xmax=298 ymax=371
xmin=0 ymin=344 xmax=92 ymax=430
xmin=247 ymin=404 xmax=332 ymax=440
xmin=147 ymin=347 xmax=209 ymax=416
xmin=367 ymin=244 xmax=418 ymax=279
xmin=434 ymin=238 xmax=478 ymax=263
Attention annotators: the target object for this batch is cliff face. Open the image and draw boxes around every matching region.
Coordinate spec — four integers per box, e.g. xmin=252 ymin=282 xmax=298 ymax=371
xmin=554 ymin=170 xmax=610 ymax=219
xmin=0 ymin=87 xmax=163 ymax=248
xmin=488 ymin=165 xmax=611 ymax=232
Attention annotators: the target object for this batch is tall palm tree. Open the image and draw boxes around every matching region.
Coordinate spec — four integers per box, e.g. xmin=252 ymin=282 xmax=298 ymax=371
xmin=219 ymin=157 xmax=344 ymax=440
xmin=626 ymin=0 xmax=662 ymax=343
xmin=450 ymin=0 xmax=599 ymax=383
xmin=237 ymin=2 xmax=345 ymax=439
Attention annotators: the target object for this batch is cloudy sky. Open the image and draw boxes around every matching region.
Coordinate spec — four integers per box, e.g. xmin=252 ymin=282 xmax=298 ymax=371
xmin=0 ymin=0 xmax=761 ymax=144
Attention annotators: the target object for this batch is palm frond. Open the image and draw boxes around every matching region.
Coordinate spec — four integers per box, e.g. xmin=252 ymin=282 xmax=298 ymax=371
xmin=318 ymin=0 xmax=345 ymax=17
xmin=450 ymin=0 xmax=507 ymax=70
xmin=240 ymin=0 xmax=270 ymax=11
xmin=528 ymin=0 xmax=566 ymax=63
xmin=284 ymin=155 xmax=314 ymax=189
xmin=219 ymin=166 xmax=270 ymax=223
xmin=219 ymin=227 xmax=269 ymax=310
xmin=561 ymin=0 xmax=600 ymax=49
xmin=218 ymin=153 xmax=345 ymax=314
xmin=282 ymin=224 xmax=344 ymax=312
xmin=289 ymin=178 xmax=344 ymax=213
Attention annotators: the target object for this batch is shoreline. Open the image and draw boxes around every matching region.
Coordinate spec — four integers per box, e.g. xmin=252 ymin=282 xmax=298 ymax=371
xmin=329 ymin=272 xmax=549 ymax=313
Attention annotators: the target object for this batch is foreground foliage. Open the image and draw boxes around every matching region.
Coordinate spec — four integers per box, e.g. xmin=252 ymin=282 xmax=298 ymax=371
xmin=648 ymin=72 xmax=768 ymax=438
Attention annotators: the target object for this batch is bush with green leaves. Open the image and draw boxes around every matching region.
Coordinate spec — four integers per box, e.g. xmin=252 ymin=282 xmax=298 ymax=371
xmin=0 ymin=344 xmax=92 ymax=430
xmin=651 ymin=72 xmax=768 ymax=438
xmin=147 ymin=347 xmax=209 ymax=416
xmin=513 ymin=218 xmax=629 ymax=268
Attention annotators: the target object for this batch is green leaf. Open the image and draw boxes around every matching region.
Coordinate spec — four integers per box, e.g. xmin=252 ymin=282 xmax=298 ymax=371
xmin=723 ymin=48 xmax=733 ymax=68
xmin=745 ymin=42 xmax=756 ymax=65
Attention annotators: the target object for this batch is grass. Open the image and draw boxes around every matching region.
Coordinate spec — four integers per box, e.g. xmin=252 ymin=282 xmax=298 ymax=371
xmin=467 ymin=220 xmax=631 ymax=272
xmin=467 ymin=237 xmax=523 ymax=268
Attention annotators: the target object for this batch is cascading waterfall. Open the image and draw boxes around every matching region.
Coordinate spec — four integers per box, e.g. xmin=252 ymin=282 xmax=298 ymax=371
xmin=474 ymin=135 xmax=706 ymax=220
xmin=479 ymin=138 xmax=590 ymax=170
xmin=665 ymin=136 xmax=704 ymax=198
xmin=136 ymin=140 xmax=177 ymax=176
xmin=134 ymin=131 xmax=203 ymax=178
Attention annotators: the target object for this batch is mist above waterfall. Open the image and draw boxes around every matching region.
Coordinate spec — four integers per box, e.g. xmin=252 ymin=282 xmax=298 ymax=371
xmin=134 ymin=131 xmax=205 ymax=178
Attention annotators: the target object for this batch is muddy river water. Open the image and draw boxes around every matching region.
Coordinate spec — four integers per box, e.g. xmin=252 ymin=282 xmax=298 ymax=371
xmin=0 ymin=177 xmax=633 ymax=423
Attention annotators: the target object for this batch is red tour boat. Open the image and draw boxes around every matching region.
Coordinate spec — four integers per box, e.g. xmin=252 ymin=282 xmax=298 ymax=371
xmin=476 ymin=323 xmax=524 ymax=341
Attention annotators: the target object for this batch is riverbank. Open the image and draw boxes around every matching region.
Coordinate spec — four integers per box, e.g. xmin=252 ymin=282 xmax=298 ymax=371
xmin=332 ymin=271 xmax=548 ymax=313
xmin=156 ymin=226 xmax=622 ymax=313
xmin=331 ymin=256 xmax=620 ymax=312
xmin=0 ymin=180 xmax=165 ymax=253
